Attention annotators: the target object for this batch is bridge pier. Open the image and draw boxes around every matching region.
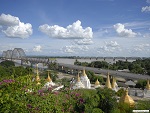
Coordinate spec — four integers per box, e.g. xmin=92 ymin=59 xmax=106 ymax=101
xmin=21 ymin=59 xmax=23 ymax=65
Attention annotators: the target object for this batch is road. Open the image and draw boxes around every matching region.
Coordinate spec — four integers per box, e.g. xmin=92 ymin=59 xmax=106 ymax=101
xmin=58 ymin=63 xmax=150 ymax=80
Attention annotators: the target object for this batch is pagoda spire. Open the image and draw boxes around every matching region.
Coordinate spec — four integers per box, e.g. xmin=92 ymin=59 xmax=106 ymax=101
xmin=146 ymin=79 xmax=150 ymax=90
xmin=77 ymin=72 xmax=80 ymax=82
xmin=82 ymin=68 xmax=87 ymax=76
xmin=36 ymin=64 xmax=40 ymax=85
xmin=47 ymin=70 xmax=52 ymax=82
xmin=95 ymin=79 xmax=100 ymax=86
xmin=105 ymin=72 xmax=112 ymax=89
xmin=112 ymin=76 xmax=116 ymax=89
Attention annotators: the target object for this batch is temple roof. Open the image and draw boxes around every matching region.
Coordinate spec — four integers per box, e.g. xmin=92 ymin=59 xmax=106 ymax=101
xmin=125 ymin=80 xmax=136 ymax=86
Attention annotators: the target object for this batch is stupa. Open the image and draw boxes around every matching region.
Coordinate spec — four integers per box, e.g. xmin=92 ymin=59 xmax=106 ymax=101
xmin=35 ymin=64 xmax=41 ymax=85
xmin=143 ymin=79 xmax=150 ymax=98
xmin=94 ymin=79 xmax=101 ymax=88
xmin=44 ymin=70 xmax=55 ymax=88
xmin=72 ymin=73 xmax=85 ymax=89
xmin=119 ymin=88 xmax=135 ymax=107
xmin=80 ymin=69 xmax=91 ymax=89
xmin=105 ymin=72 xmax=112 ymax=89
xmin=112 ymin=76 xmax=118 ymax=92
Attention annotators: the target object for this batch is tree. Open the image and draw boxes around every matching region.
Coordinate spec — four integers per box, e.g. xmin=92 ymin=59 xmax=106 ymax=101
xmin=135 ymin=80 xmax=147 ymax=89
xmin=97 ymin=88 xmax=117 ymax=113
xmin=0 ymin=60 xmax=15 ymax=67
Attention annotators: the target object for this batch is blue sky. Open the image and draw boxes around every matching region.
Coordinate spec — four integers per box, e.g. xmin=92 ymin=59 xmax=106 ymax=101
xmin=0 ymin=0 xmax=150 ymax=57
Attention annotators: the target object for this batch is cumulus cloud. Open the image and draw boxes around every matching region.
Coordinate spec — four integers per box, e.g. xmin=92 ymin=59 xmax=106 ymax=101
xmin=146 ymin=0 xmax=150 ymax=4
xmin=3 ymin=22 xmax=32 ymax=38
xmin=39 ymin=20 xmax=93 ymax=39
xmin=142 ymin=6 xmax=150 ymax=12
xmin=61 ymin=44 xmax=90 ymax=54
xmin=33 ymin=45 xmax=42 ymax=52
xmin=141 ymin=6 xmax=150 ymax=12
xmin=0 ymin=13 xmax=32 ymax=38
xmin=133 ymin=43 xmax=150 ymax=53
xmin=62 ymin=46 xmax=75 ymax=53
xmin=74 ymin=38 xmax=93 ymax=45
xmin=105 ymin=41 xmax=119 ymax=47
xmin=78 ymin=45 xmax=89 ymax=51
xmin=98 ymin=46 xmax=112 ymax=52
xmin=114 ymin=23 xmax=137 ymax=37
xmin=97 ymin=41 xmax=121 ymax=53
xmin=0 ymin=13 xmax=19 ymax=26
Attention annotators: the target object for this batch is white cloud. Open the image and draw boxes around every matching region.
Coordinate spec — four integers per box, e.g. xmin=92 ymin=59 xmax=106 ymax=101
xmin=141 ymin=6 xmax=150 ymax=12
xmin=97 ymin=41 xmax=121 ymax=54
xmin=0 ymin=13 xmax=32 ymax=38
xmin=133 ymin=43 xmax=150 ymax=53
xmin=146 ymin=0 xmax=150 ymax=4
xmin=39 ymin=20 xmax=93 ymax=39
xmin=74 ymin=38 xmax=93 ymax=45
xmin=0 ymin=13 xmax=19 ymax=26
xmin=33 ymin=45 xmax=42 ymax=52
xmin=61 ymin=44 xmax=90 ymax=54
xmin=105 ymin=41 xmax=119 ymax=47
xmin=78 ymin=45 xmax=89 ymax=51
xmin=98 ymin=45 xmax=112 ymax=52
xmin=114 ymin=23 xmax=137 ymax=37
xmin=62 ymin=46 xmax=75 ymax=53
xmin=3 ymin=22 xmax=32 ymax=38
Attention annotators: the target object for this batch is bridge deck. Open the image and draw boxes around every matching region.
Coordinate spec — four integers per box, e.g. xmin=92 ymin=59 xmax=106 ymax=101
xmin=58 ymin=63 xmax=150 ymax=80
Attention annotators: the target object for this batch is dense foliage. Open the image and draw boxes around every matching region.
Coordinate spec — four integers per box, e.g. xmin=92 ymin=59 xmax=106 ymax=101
xmin=0 ymin=60 xmax=15 ymax=67
xmin=0 ymin=65 xmax=33 ymax=78
xmin=0 ymin=60 xmax=150 ymax=113
xmin=86 ymin=71 xmax=104 ymax=84
xmin=74 ymin=59 xmax=150 ymax=75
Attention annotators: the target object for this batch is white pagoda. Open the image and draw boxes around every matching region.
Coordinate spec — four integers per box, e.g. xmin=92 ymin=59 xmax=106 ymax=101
xmin=72 ymin=73 xmax=85 ymax=89
xmin=44 ymin=70 xmax=55 ymax=89
xmin=80 ymin=69 xmax=91 ymax=89
xmin=112 ymin=76 xmax=119 ymax=92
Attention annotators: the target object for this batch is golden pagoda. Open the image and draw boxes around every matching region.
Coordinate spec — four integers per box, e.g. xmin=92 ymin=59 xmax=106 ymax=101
xmin=35 ymin=64 xmax=41 ymax=85
xmin=146 ymin=79 xmax=150 ymax=90
xmin=112 ymin=76 xmax=116 ymax=89
xmin=95 ymin=79 xmax=100 ymax=86
xmin=95 ymin=79 xmax=101 ymax=88
xmin=119 ymin=88 xmax=135 ymax=107
xmin=77 ymin=73 xmax=80 ymax=82
xmin=105 ymin=72 xmax=112 ymax=89
xmin=47 ymin=70 xmax=52 ymax=82
xmin=82 ymin=69 xmax=87 ymax=76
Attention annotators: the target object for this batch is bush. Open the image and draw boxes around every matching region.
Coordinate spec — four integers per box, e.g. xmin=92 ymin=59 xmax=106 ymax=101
xmin=116 ymin=88 xmax=125 ymax=97
xmin=136 ymin=100 xmax=150 ymax=110
xmin=0 ymin=60 xmax=15 ymax=67
xmin=135 ymin=80 xmax=147 ymax=89
xmin=97 ymin=88 xmax=117 ymax=113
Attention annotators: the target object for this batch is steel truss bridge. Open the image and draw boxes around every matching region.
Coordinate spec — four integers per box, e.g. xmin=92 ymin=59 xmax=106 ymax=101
xmin=1 ymin=48 xmax=150 ymax=80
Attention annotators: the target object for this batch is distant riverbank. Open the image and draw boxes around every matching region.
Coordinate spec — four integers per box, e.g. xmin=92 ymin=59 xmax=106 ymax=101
xmin=55 ymin=58 xmax=136 ymax=65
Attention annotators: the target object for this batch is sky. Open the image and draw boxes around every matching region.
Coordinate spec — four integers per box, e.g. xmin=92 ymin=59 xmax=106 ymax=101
xmin=0 ymin=0 xmax=150 ymax=57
